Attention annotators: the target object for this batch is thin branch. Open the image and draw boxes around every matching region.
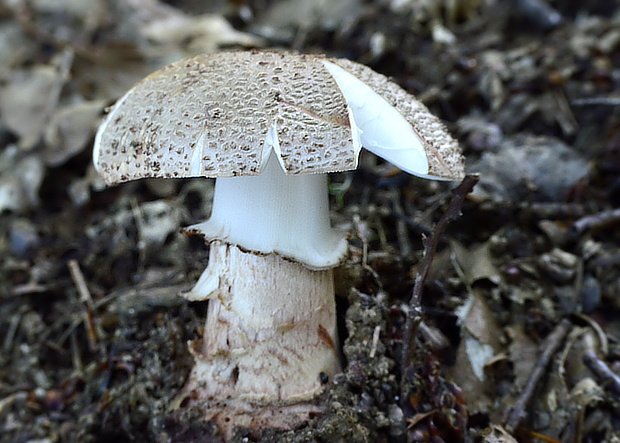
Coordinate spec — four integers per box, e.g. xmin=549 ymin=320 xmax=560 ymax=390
xmin=369 ymin=325 xmax=381 ymax=359
xmin=400 ymin=175 xmax=478 ymax=389
xmin=583 ymin=351 xmax=620 ymax=396
xmin=68 ymin=260 xmax=95 ymax=310
xmin=502 ymin=319 xmax=572 ymax=433
xmin=571 ymin=208 xmax=620 ymax=236
xmin=571 ymin=97 xmax=620 ymax=106
xmin=68 ymin=259 xmax=99 ymax=351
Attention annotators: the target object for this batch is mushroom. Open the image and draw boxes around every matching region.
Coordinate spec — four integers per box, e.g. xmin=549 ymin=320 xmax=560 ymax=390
xmin=93 ymin=51 xmax=464 ymax=435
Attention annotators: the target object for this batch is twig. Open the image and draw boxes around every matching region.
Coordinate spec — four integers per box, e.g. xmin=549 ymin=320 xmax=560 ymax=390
xmin=583 ymin=351 xmax=620 ymax=396
xmin=68 ymin=260 xmax=95 ymax=309
xmin=574 ymin=313 xmax=608 ymax=356
xmin=70 ymin=330 xmax=84 ymax=374
xmin=502 ymin=319 xmax=572 ymax=433
xmin=369 ymin=325 xmax=381 ymax=359
xmin=571 ymin=208 xmax=620 ymax=237
xmin=400 ymin=175 xmax=478 ymax=391
xmin=521 ymin=202 xmax=586 ymax=219
xmin=570 ymin=258 xmax=584 ymax=314
xmin=67 ymin=259 xmax=99 ymax=351
xmin=388 ymin=191 xmax=413 ymax=258
xmin=9 ymin=282 xmax=62 ymax=297
xmin=572 ymin=97 xmax=620 ymax=106
xmin=2 ymin=307 xmax=24 ymax=353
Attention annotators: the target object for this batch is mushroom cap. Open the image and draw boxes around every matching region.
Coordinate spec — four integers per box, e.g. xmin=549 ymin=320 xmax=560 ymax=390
xmin=94 ymin=51 xmax=464 ymax=183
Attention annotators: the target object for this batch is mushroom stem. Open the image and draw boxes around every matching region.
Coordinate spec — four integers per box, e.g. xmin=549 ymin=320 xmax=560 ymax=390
xmin=178 ymin=152 xmax=345 ymax=431
xmin=185 ymin=151 xmax=348 ymax=270
xmin=180 ymin=241 xmax=340 ymax=431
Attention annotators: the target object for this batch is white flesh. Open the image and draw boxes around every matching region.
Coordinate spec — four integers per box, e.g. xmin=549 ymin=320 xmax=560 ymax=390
xmin=186 ymin=139 xmax=348 ymax=272
xmin=322 ymin=60 xmax=430 ymax=176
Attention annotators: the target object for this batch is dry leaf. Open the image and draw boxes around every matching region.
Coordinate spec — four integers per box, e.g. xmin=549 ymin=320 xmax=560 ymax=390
xmin=251 ymin=0 xmax=365 ymax=40
xmin=0 ymin=147 xmax=44 ymax=213
xmin=470 ymin=135 xmax=590 ymax=204
xmin=0 ymin=66 xmax=64 ymax=150
xmin=449 ymin=291 xmax=503 ymax=413
xmin=452 ymin=240 xmax=502 ymax=286
xmin=44 ymin=100 xmax=106 ymax=166
xmin=505 ymin=325 xmax=538 ymax=392
xmin=481 ymin=425 xmax=519 ymax=443
xmin=136 ymin=200 xmax=183 ymax=255
xmin=0 ymin=23 xmax=38 ymax=78
xmin=142 ymin=14 xmax=264 ymax=55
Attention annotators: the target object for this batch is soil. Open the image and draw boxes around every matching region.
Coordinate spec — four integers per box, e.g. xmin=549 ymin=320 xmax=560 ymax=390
xmin=1 ymin=0 xmax=620 ymax=442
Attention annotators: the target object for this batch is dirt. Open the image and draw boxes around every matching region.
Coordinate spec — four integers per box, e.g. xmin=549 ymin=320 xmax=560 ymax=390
xmin=1 ymin=0 xmax=620 ymax=442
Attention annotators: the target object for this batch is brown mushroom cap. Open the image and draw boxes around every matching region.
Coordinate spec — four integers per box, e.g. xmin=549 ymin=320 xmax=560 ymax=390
xmin=94 ymin=51 xmax=464 ymax=184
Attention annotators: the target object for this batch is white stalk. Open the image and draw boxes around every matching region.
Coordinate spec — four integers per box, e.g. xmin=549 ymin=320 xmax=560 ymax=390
xmin=185 ymin=146 xmax=348 ymax=276
xmin=180 ymin=241 xmax=341 ymax=432
xmin=178 ymin=149 xmax=344 ymax=432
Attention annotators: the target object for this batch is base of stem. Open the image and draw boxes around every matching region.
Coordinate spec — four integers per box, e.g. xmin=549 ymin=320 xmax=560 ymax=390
xmin=175 ymin=241 xmax=341 ymax=437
